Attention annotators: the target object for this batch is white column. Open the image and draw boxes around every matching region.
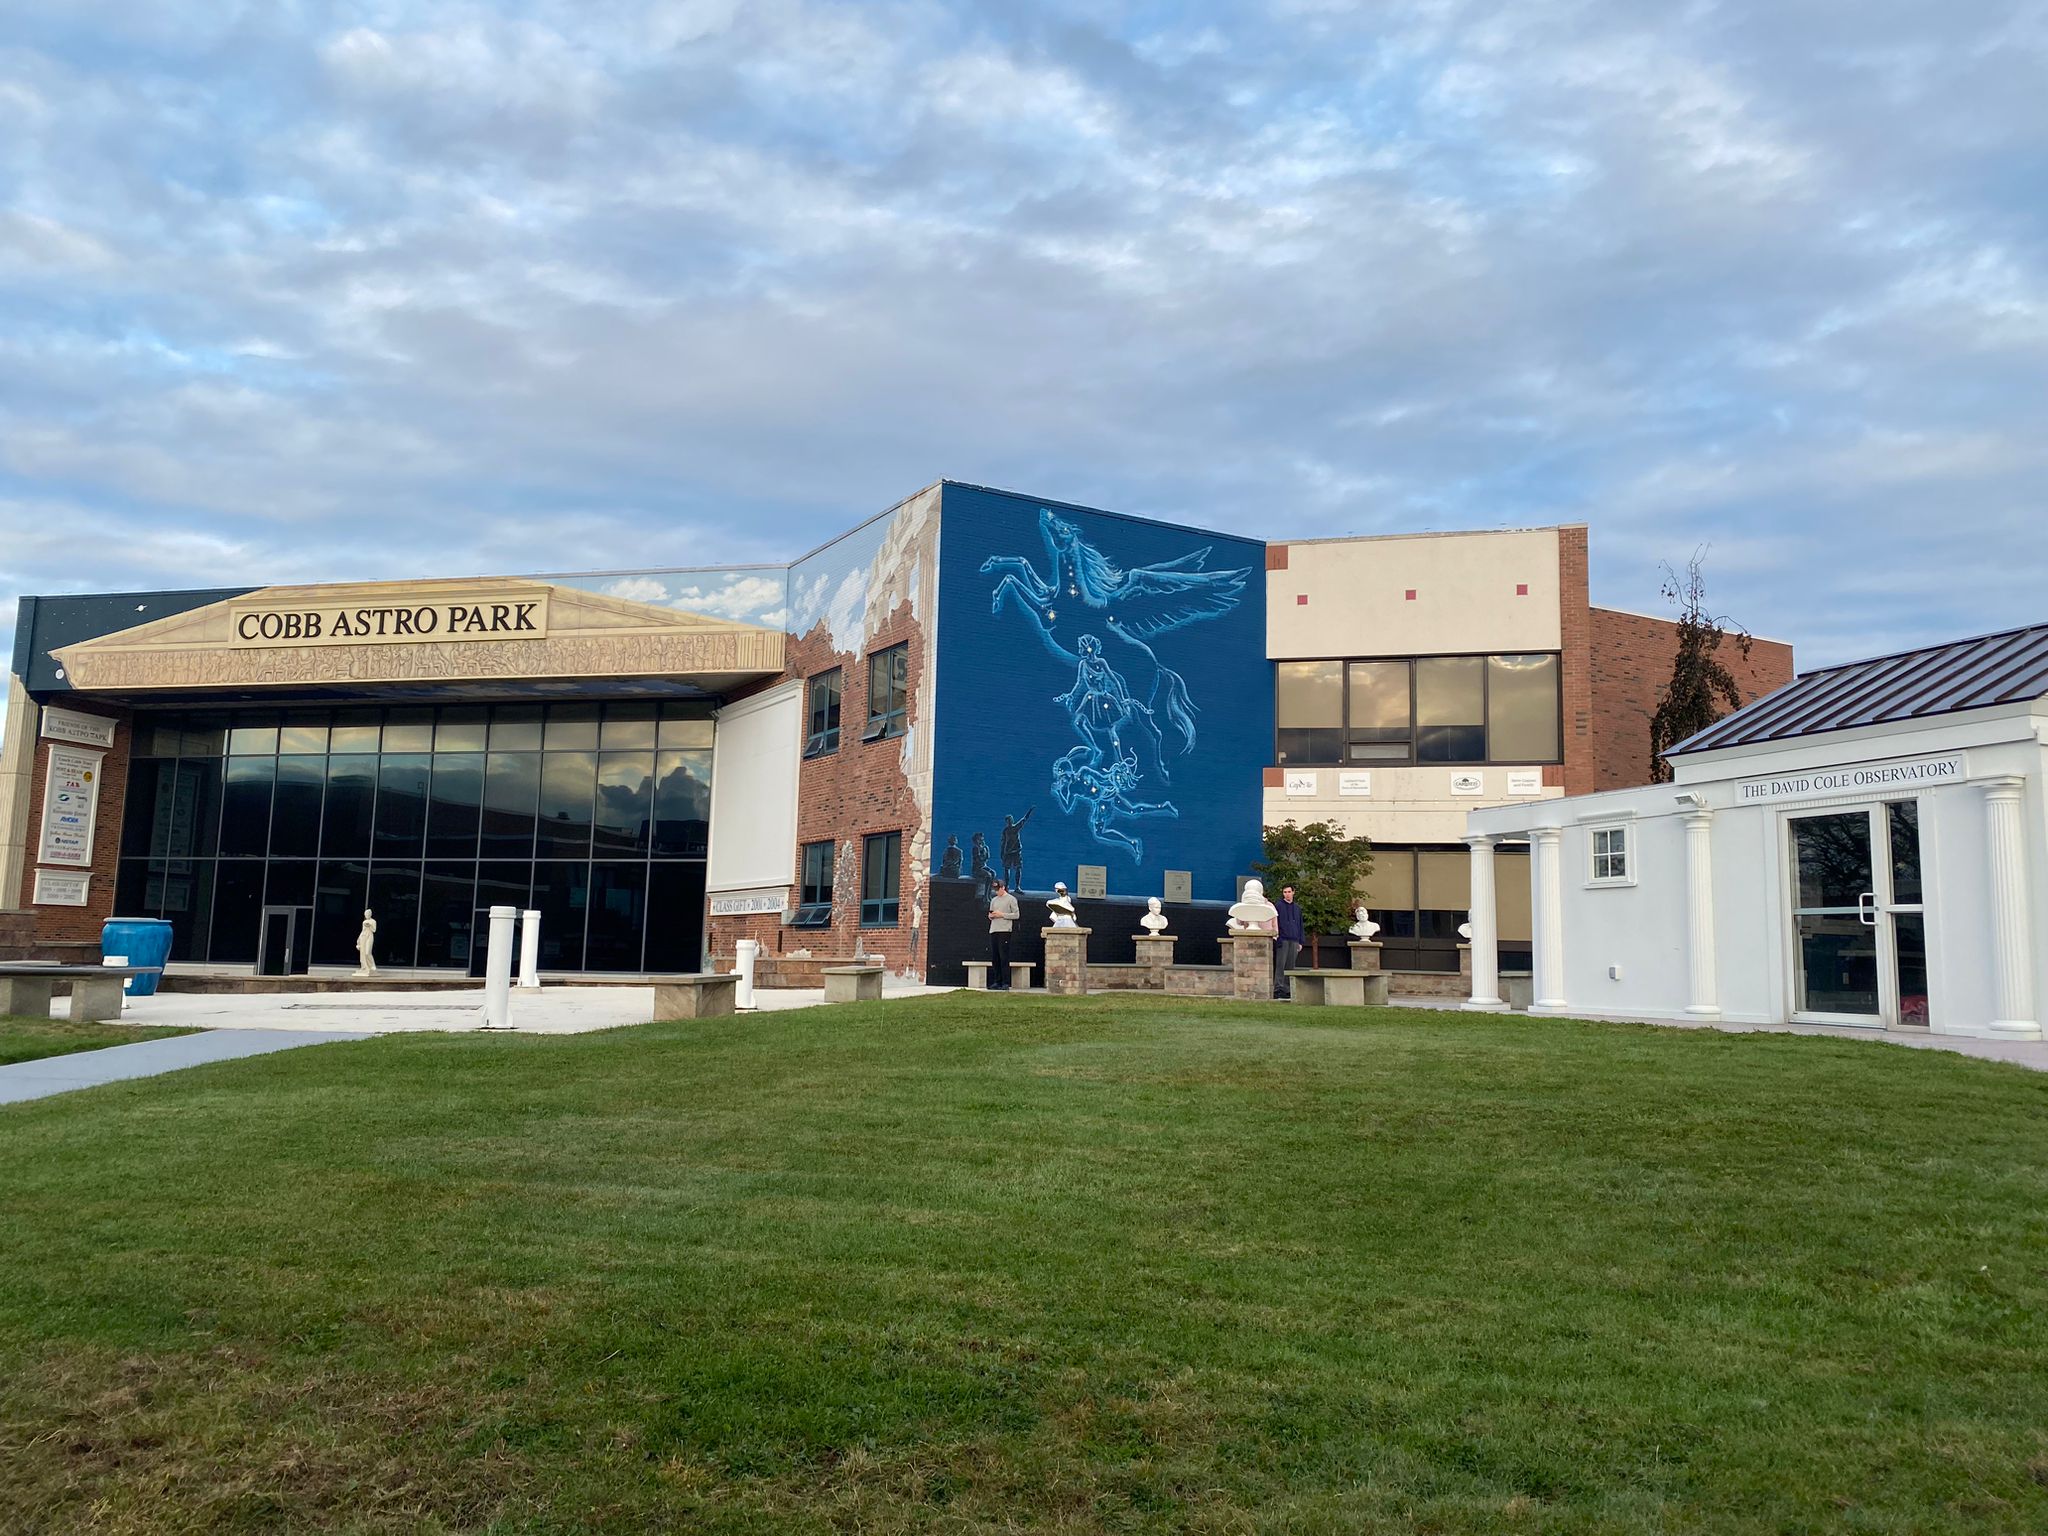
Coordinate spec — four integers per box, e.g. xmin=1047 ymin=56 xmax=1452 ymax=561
xmin=483 ymin=905 xmax=516 ymax=1029
xmin=517 ymin=909 xmax=542 ymax=989
xmin=1462 ymin=834 xmax=1506 ymax=1011
xmin=1529 ymin=827 xmax=1568 ymax=1014
xmin=1681 ymin=804 xmax=1720 ymax=1018
xmin=1983 ymin=778 xmax=2039 ymax=1038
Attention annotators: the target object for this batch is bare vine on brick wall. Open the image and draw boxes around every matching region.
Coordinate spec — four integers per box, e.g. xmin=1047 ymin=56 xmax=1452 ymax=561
xmin=1649 ymin=548 xmax=1754 ymax=783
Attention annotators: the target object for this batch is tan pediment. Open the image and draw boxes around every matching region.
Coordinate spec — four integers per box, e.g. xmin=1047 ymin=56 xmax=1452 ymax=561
xmin=53 ymin=578 xmax=784 ymax=693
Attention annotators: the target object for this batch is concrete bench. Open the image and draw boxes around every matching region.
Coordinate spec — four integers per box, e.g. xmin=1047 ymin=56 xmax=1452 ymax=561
xmin=651 ymin=973 xmax=740 ymax=1019
xmin=1008 ymin=961 xmax=1035 ymax=990
xmin=1501 ymin=973 xmax=1535 ymax=1011
xmin=1288 ymin=969 xmax=1390 ymax=1007
xmin=963 ymin=960 xmax=991 ymax=990
xmin=0 ymin=963 xmax=163 ymax=1024
xmin=822 ymin=964 xmax=884 ymax=1003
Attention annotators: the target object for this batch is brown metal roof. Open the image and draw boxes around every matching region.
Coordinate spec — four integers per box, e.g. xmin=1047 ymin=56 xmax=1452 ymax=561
xmin=1670 ymin=621 xmax=2048 ymax=756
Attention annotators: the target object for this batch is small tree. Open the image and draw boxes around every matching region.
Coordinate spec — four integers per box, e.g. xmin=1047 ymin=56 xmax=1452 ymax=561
xmin=1256 ymin=818 xmax=1374 ymax=966
xmin=1649 ymin=548 xmax=1754 ymax=783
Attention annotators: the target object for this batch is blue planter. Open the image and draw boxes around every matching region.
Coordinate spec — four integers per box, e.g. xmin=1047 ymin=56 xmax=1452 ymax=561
xmin=102 ymin=917 xmax=174 ymax=996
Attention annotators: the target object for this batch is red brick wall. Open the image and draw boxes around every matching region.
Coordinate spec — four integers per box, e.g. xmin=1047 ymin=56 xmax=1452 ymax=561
xmin=1557 ymin=526 xmax=1596 ymax=795
xmin=704 ymin=594 xmax=930 ymax=977
xmin=1587 ymin=608 xmax=1795 ymax=790
xmin=19 ymin=703 xmax=132 ymax=952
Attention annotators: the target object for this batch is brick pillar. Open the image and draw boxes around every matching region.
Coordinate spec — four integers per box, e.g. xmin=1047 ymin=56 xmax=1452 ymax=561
xmin=1557 ymin=524 xmax=1596 ymax=796
xmin=1225 ymin=934 xmax=1273 ymax=1001
xmin=1133 ymin=933 xmax=1174 ymax=987
xmin=1042 ymin=926 xmax=1090 ymax=996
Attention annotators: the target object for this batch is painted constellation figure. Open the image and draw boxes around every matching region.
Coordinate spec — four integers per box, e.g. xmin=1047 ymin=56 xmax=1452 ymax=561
xmin=984 ymin=508 xmax=1246 ymax=865
xmin=1051 ymin=748 xmax=1178 ymax=862
xmin=999 ymin=807 xmax=1034 ymax=892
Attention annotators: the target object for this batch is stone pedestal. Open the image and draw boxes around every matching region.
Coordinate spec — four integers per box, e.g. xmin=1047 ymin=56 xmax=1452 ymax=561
xmin=1457 ymin=943 xmax=1472 ymax=979
xmin=1042 ymin=927 xmax=1091 ymax=996
xmin=1224 ymin=934 xmax=1274 ymax=1001
xmin=1134 ymin=933 xmax=1175 ymax=982
xmin=1348 ymin=940 xmax=1382 ymax=973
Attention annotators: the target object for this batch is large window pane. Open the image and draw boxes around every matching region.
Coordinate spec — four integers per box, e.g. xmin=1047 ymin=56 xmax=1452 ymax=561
xmin=210 ymin=861 xmax=266 ymax=962
xmin=652 ymin=749 xmax=711 ymax=857
xmin=313 ymin=860 xmax=370 ymax=967
xmin=544 ymin=705 xmax=599 ymax=751
xmin=271 ymin=756 xmax=325 ymax=858
xmin=160 ymin=859 xmax=214 ymax=962
xmin=425 ymin=753 xmax=484 ymax=860
xmin=476 ymin=861 xmax=532 ymax=919
xmin=264 ymin=858 xmax=316 ymax=911
xmin=434 ymin=707 xmax=489 ymax=753
xmin=1346 ymin=662 xmax=1410 ymax=731
xmin=538 ymin=752 xmax=595 ymax=857
xmin=594 ymin=751 xmax=654 ymax=857
xmin=375 ymin=754 xmax=431 ymax=858
xmin=279 ymin=714 xmax=329 ymax=754
xmin=1415 ymin=657 xmax=1485 ymax=762
xmin=489 ymin=706 xmax=543 ymax=751
xmin=322 ymin=754 xmax=378 ymax=857
xmin=329 ymin=711 xmax=381 ymax=754
xmin=482 ymin=752 xmax=540 ymax=859
xmin=599 ymin=704 xmax=658 ymax=751
xmin=382 ymin=710 xmax=434 ymax=752
xmin=418 ymin=862 xmax=478 ymax=969
xmin=531 ymin=861 xmax=588 ymax=970
xmin=220 ymin=757 xmax=275 ymax=857
xmin=1486 ymin=654 xmax=1559 ymax=762
xmin=115 ymin=857 xmax=155 ymax=918
xmin=587 ymin=863 xmax=648 ymax=971
xmin=1276 ymin=660 xmax=1342 ymax=764
xmin=121 ymin=759 xmax=166 ymax=857
xmin=368 ymin=863 xmax=422 ymax=967
xmin=165 ymin=759 xmax=223 ymax=858
xmin=645 ymin=862 xmax=706 ymax=972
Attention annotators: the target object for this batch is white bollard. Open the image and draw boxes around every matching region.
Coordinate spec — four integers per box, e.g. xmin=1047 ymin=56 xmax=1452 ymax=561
xmin=484 ymin=905 xmax=516 ymax=1029
xmin=734 ymin=938 xmax=760 ymax=1011
xmin=518 ymin=908 xmax=542 ymax=988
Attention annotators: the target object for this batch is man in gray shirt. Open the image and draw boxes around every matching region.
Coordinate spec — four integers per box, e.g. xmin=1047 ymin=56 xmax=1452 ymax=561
xmin=987 ymin=879 xmax=1020 ymax=990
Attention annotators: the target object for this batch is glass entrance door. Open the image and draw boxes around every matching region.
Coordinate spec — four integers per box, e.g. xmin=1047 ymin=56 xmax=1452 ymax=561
xmin=1788 ymin=802 xmax=1928 ymax=1027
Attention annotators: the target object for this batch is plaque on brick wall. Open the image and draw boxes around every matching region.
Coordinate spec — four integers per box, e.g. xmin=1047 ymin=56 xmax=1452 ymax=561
xmin=1075 ymin=865 xmax=1107 ymax=899
xmin=1163 ymin=869 xmax=1192 ymax=904
xmin=32 ymin=868 xmax=91 ymax=906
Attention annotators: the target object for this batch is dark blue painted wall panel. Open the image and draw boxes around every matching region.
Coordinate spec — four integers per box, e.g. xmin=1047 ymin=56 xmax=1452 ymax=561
xmin=932 ymin=484 xmax=1268 ymax=903
xmin=13 ymin=588 xmax=254 ymax=694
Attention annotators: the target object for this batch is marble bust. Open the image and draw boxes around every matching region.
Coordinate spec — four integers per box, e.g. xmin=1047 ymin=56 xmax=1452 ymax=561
xmin=354 ymin=909 xmax=378 ymax=976
xmin=1227 ymin=878 xmax=1277 ymax=933
xmin=1047 ymin=882 xmax=1079 ymax=927
xmin=1458 ymin=921 xmax=1473 ymax=942
xmin=1138 ymin=896 xmax=1168 ymax=935
xmin=1349 ymin=907 xmax=1381 ymax=941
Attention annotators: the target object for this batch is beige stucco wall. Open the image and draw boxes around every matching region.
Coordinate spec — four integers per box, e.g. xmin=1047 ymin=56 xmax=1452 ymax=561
xmin=0 ymin=673 xmax=39 ymax=908
xmin=1266 ymin=767 xmax=1565 ymax=846
xmin=1267 ymin=527 xmax=1567 ymax=659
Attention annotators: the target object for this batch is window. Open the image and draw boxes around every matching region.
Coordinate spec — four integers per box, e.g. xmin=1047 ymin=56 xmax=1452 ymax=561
xmin=1274 ymin=654 xmax=1561 ymax=766
xmin=805 ymin=669 xmax=842 ymax=756
xmin=1360 ymin=844 xmax=1533 ymax=972
xmin=864 ymin=645 xmax=908 ymax=741
xmin=1589 ymin=825 xmax=1630 ymax=884
xmin=861 ymin=831 xmax=901 ymax=926
xmin=791 ymin=840 xmax=834 ymax=927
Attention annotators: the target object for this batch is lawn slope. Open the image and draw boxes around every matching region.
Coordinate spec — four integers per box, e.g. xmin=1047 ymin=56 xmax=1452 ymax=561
xmin=0 ymin=1014 xmax=200 ymax=1066
xmin=3 ymin=996 xmax=2045 ymax=1534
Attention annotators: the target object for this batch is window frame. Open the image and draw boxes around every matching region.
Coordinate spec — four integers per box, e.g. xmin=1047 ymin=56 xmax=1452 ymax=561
xmin=860 ymin=830 xmax=901 ymax=927
xmin=1275 ymin=652 xmax=1564 ymax=769
xmin=863 ymin=643 xmax=909 ymax=742
xmin=804 ymin=668 xmax=842 ymax=758
xmin=1587 ymin=823 xmax=1634 ymax=887
xmin=791 ymin=839 xmax=835 ymax=926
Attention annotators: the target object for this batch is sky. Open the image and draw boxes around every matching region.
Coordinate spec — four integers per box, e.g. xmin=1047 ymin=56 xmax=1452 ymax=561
xmin=1 ymin=0 xmax=2044 ymax=675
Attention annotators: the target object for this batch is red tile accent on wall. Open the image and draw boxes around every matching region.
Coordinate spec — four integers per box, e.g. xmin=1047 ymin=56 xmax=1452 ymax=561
xmin=1262 ymin=767 xmax=1284 ymax=788
xmin=1295 ymin=593 xmax=1308 ymax=605
xmin=1265 ymin=545 xmax=1289 ymax=571
xmin=1404 ymin=589 xmax=1417 ymax=601
xmin=1516 ymin=583 xmax=1529 ymax=596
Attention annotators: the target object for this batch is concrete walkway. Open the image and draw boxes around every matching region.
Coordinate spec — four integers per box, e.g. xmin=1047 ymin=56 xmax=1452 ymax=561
xmin=0 ymin=1028 xmax=366 ymax=1106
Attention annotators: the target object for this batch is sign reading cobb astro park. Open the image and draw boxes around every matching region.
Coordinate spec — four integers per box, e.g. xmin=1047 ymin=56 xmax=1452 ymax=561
xmin=228 ymin=593 xmax=550 ymax=648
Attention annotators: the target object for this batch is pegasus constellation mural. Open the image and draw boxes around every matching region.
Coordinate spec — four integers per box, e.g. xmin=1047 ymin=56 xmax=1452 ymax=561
xmin=982 ymin=507 xmax=1249 ymax=864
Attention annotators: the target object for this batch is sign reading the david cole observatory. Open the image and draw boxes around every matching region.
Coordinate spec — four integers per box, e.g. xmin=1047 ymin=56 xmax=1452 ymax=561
xmin=37 ymin=745 xmax=104 ymax=867
xmin=1737 ymin=754 xmax=1965 ymax=805
xmin=227 ymin=592 xmax=551 ymax=649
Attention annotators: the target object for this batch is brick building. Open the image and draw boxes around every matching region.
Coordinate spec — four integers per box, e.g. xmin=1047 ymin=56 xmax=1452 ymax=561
xmin=1 ymin=488 xmax=1789 ymax=983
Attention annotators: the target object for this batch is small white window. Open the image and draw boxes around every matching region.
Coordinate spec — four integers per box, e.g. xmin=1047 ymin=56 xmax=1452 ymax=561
xmin=1589 ymin=825 xmax=1630 ymax=884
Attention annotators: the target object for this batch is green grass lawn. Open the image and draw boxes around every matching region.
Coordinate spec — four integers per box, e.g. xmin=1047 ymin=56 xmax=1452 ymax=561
xmin=3 ymin=996 xmax=2045 ymax=1534
xmin=0 ymin=1013 xmax=200 ymax=1066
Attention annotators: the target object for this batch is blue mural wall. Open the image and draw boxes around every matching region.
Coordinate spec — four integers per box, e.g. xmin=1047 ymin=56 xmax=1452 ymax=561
xmin=931 ymin=484 xmax=1269 ymax=904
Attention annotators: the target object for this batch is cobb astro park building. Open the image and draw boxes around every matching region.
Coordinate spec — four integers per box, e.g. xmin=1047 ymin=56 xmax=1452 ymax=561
xmin=0 ymin=481 xmax=1791 ymax=991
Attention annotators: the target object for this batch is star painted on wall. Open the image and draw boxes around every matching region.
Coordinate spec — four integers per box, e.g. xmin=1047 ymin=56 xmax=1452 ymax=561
xmin=1046 ymin=609 xmax=1057 ymax=621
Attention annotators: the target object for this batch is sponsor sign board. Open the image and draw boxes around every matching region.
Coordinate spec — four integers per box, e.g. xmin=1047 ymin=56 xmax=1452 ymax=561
xmin=40 ymin=706 xmax=117 ymax=749
xmin=37 ymin=745 xmax=104 ymax=867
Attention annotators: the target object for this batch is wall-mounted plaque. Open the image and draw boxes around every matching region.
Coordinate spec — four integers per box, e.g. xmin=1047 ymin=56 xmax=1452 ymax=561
xmin=37 ymin=745 xmax=103 ymax=867
xmin=1162 ymin=869 xmax=1192 ymax=904
xmin=32 ymin=868 xmax=91 ymax=906
xmin=1076 ymin=865 xmax=1107 ymax=898
xmin=1337 ymin=771 xmax=1372 ymax=797
xmin=1449 ymin=771 xmax=1486 ymax=797
xmin=708 ymin=888 xmax=789 ymax=916
xmin=1284 ymin=771 xmax=1318 ymax=797
xmin=1506 ymin=769 xmax=1544 ymax=796
xmin=40 ymin=705 xmax=117 ymax=749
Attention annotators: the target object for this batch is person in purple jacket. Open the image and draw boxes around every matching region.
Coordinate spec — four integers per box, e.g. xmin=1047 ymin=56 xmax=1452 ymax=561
xmin=1273 ymin=883 xmax=1306 ymax=999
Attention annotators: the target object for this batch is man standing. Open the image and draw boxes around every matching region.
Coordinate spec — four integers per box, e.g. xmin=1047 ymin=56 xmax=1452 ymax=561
xmin=988 ymin=878 xmax=1020 ymax=990
xmin=1273 ymin=883 xmax=1305 ymax=999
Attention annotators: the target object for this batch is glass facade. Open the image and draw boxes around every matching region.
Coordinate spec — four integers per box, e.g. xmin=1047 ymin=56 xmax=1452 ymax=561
xmin=1360 ymin=845 xmax=1533 ymax=972
xmin=1276 ymin=654 xmax=1562 ymax=766
xmin=116 ymin=701 xmax=714 ymax=972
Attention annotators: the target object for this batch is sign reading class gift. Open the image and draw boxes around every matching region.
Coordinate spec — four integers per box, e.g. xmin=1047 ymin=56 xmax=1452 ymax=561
xmin=228 ymin=592 xmax=550 ymax=648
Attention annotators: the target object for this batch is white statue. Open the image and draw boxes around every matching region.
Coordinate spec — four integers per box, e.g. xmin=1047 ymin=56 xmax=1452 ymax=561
xmin=1227 ymin=878 xmax=1277 ymax=933
xmin=1458 ymin=921 xmax=1473 ymax=942
xmin=1139 ymin=896 xmax=1169 ymax=935
xmin=1349 ymin=907 xmax=1380 ymax=941
xmin=1047 ymin=881 xmax=1079 ymax=927
xmin=354 ymin=909 xmax=378 ymax=976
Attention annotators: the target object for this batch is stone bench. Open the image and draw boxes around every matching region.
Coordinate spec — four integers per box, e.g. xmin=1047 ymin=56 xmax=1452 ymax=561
xmin=1006 ymin=961 xmax=1036 ymax=990
xmin=1288 ymin=969 xmax=1391 ymax=1007
xmin=963 ymin=960 xmax=992 ymax=990
xmin=1501 ymin=973 xmax=1535 ymax=1011
xmin=0 ymin=963 xmax=163 ymax=1024
xmin=822 ymin=964 xmax=885 ymax=1003
xmin=651 ymin=973 xmax=741 ymax=1019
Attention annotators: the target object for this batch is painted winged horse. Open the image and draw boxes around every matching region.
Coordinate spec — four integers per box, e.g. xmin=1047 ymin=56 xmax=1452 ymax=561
xmin=981 ymin=507 xmax=1250 ymax=755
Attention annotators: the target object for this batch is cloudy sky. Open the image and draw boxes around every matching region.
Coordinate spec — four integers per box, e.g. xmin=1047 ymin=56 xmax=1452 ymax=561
xmin=2 ymin=0 xmax=2043 ymax=670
